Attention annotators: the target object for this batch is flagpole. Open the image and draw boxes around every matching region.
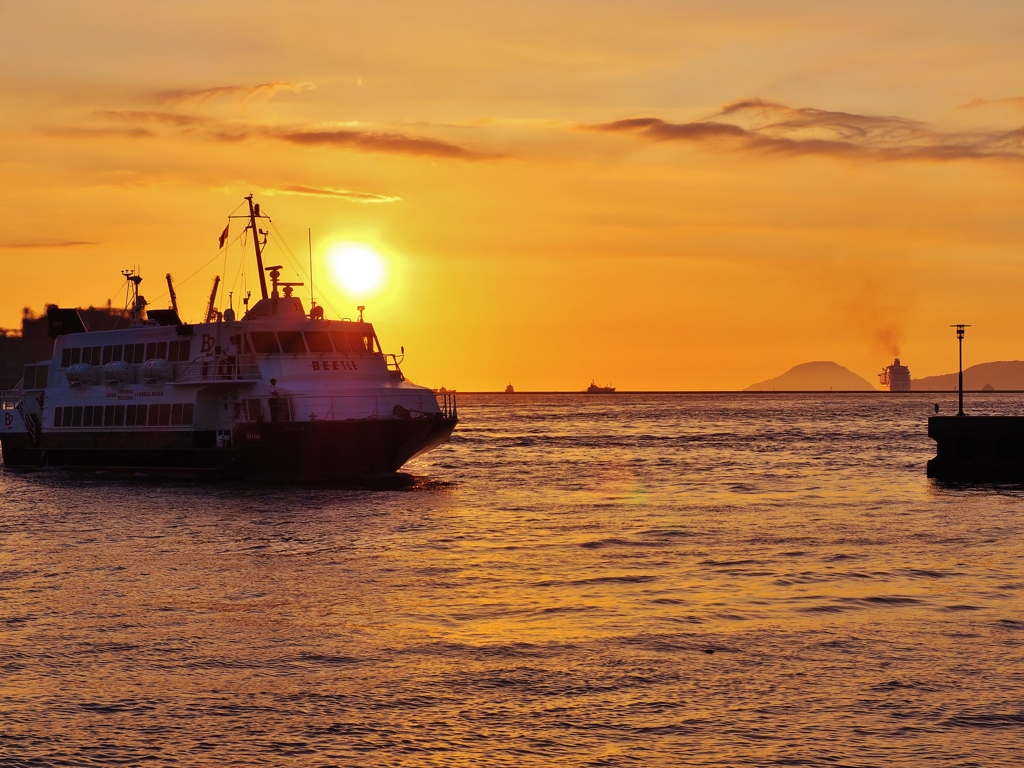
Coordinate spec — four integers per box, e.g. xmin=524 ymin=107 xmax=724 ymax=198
xmin=308 ymin=227 xmax=314 ymax=310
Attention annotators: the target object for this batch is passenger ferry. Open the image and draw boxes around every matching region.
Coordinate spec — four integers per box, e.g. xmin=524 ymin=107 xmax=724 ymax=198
xmin=0 ymin=196 xmax=457 ymax=480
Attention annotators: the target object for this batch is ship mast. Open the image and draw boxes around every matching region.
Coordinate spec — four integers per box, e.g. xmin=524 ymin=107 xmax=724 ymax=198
xmin=246 ymin=194 xmax=269 ymax=300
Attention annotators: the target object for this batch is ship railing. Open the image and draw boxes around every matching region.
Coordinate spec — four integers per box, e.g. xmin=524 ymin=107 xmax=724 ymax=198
xmin=438 ymin=392 xmax=457 ymax=419
xmin=174 ymin=354 xmax=262 ymax=384
xmin=383 ymin=353 xmax=405 ymax=380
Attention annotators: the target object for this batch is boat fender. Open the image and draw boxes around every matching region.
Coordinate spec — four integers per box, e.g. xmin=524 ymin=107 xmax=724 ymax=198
xmin=392 ymin=404 xmax=411 ymax=420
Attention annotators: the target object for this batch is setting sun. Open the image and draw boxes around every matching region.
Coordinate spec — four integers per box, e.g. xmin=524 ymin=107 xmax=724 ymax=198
xmin=327 ymin=243 xmax=386 ymax=296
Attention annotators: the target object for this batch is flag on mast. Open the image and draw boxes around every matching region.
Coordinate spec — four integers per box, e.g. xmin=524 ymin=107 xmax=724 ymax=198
xmin=218 ymin=224 xmax=230 ymax=248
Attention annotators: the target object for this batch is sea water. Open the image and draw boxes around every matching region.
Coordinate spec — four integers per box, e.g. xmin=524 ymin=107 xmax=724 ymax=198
xmin=1 ymin=393 xmax=1022 ymax=766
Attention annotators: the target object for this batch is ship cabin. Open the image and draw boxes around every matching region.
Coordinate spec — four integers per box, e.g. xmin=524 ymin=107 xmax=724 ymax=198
xmin=17 ymin=293 xmax=446 ymax=445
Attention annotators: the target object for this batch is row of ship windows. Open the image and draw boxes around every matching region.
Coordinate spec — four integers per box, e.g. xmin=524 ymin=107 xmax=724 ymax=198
xmin=53 ymin=403 xmax=195 ymax=428
xmin=246 ymin=331 xmax=381 ymax=356
xmin=56 ymin=331 xmax=382 ymax=368
xmin=61 ymin=340 xmax=192 ymax=368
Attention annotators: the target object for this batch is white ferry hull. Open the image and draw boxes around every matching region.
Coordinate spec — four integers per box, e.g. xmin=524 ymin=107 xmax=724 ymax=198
xmin=1 ymin=416 xmax=457 ymax=480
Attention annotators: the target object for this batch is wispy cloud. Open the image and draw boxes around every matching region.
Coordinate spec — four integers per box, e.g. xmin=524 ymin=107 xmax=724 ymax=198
xmin=585 ymin=99 xmax=1024 ymax=162
xmin=962 ymin=96 xmax=1024 ymax=110
xmin=0 ymin=240 xmax=98 ymax=249
xmin=147 ymin=81 xmax=315 ymax=105
xmin=265 ymin=184 xmax=401 ymax=203
xmin=46 ymin=108 xmax=493 ymax=161
xmin=95 ymin=110 xmax=205 ymax=127
xmin=272 ymin=128 xmax=496 ymax=160
xmin=43 ymin=126 xmax=155 ymax=139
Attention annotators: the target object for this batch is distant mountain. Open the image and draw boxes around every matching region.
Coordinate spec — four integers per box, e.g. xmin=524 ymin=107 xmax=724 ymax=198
xmin=912 ymin=361 xmax=1024 ymax=391
xmin=745 ymin=361 xmax=876 ymax=391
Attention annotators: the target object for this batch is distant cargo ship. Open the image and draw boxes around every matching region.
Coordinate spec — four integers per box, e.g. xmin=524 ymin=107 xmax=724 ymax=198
xmin=879 ymin=358 xmax=911 ymax=391
xmin=504 ymin=383 xmax=514 ymax=393
xmin=586 ymin=381 xmax=615 ymax=394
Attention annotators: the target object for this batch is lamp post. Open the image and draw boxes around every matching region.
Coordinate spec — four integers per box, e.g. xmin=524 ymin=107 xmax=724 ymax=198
xmin=950 ymin=324 xmax=970 ymax=416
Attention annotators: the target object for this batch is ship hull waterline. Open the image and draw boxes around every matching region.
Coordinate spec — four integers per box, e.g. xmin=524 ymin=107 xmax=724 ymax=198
xmin=0 ymin=417 xmax=457 ymax=481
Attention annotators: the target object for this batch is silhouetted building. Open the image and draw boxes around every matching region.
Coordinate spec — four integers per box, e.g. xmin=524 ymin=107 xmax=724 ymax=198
xmin=0 ymin=304 xmax=132 ymax=389
xmin=879 ymin=358 xmax=911 ymax=392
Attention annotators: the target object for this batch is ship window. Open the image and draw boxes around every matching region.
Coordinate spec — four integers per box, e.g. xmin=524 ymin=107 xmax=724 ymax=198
xmin=183 ymin=403 xmax=194 ymax=425
xmin=104 ymin=405 xmax=115 ymax=427
xmin=268 ymin=397 xmax=291 ymax=422
xmin=278 ymin=332 xmax=307 ymax=354
xmin=112 ymin=345 xmax=123 ymax=362
xmin=168 ymin=340 xmax=191 ymax=363
xmin=347 ymin=332 xmax=368 ymax=354
xmin=102 ymin=346 xmax=113 ymax=364
xmin=171 ymin=403 xmax=183 ymax=425
xmin=125 ymin=404 xmax=137 ymax=426
xmin=304 ymin=331 xmax=333 ymax=354
xmin=366 ymin=334 xmax=381 ymax=355
xmin=147 ymin=405 xmax=159 ymax=426
xmin=157 ymin=403 xmax=170 ymax=426
xmin=240 ymin=334 xmax=252 ymax=354
xmin=61 ymin=349 xmax=72 ymax=367
xmin=250 ymin=332 xmax=280 ymax=354
xmin=330 ymin=332 xmax=352 ymax=355
xmin=156 ymin=342 xmax=167 ymax=360
xmin=126 ymin=343 xmax=143 ymax=364
xmin=70 ymin=348 xmax=81 ymax=365
xmin=37 ymin=367 xmax=48 ymax=388
xmin=83 ymin=406 xmax=94 ymax=427
xmin=245 ymin=399 xmax=262 ymax=421
xmin=145 ymin=342 xmax=157 ymax=360
xmin=91 ymin=347 xmax=103 ymax=366
xmin=23 ymin=366 xmax=35 ymax=389
xmin=63 ymin=407 xmax=73 ymax=427
xmin=53 ymin=407 xmax=61 ymax=426
xmin=114 ymin=405 xmax=125 ymax=426
xmin=71 ymin=406 xmax=82 ymax=427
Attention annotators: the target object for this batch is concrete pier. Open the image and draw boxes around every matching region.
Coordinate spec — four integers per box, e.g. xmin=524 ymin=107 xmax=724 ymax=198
xmin=927 ymin=415 xmax=1024 ymax=482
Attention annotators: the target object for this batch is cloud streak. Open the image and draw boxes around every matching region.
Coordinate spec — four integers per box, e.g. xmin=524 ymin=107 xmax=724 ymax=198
xmin=47 ymin=108 xmax=493 ymax=161
xmin=586 ymin=99 xmax=1024 ymax=162
xmin=43 ymin=126 xmax=155 ymax=139
xmin=147 ymin=81 xmax=315 ymax=105
xmin=95 ymin=110 xmax=205 ymax=127
xmin=265 ymin=184 xmax=401 ymax=203
xmin=0 ymin=240 xmax=98 ymax=249
xmin=272 ymin=128 xmax=494 ymax=160
xmin=963 ymin=96 xmax=1024 ymax=111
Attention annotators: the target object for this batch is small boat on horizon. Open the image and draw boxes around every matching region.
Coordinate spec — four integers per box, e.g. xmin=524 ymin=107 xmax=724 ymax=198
xmin=504 ymin=383 xmax=514 ymax=394
xmin=586 ymin=380 xmax=615 ymax=394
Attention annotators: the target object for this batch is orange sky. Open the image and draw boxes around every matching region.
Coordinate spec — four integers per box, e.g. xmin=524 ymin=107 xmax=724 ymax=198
xmin=2 ymin=1 xmax=1024 ymax=390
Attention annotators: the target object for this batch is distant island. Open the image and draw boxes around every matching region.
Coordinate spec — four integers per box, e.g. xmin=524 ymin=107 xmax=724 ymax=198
xmin=912 ymin=361 xmax=1024 ymax=391
xmin=745 ymin=361 xmax=876 ymax=391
